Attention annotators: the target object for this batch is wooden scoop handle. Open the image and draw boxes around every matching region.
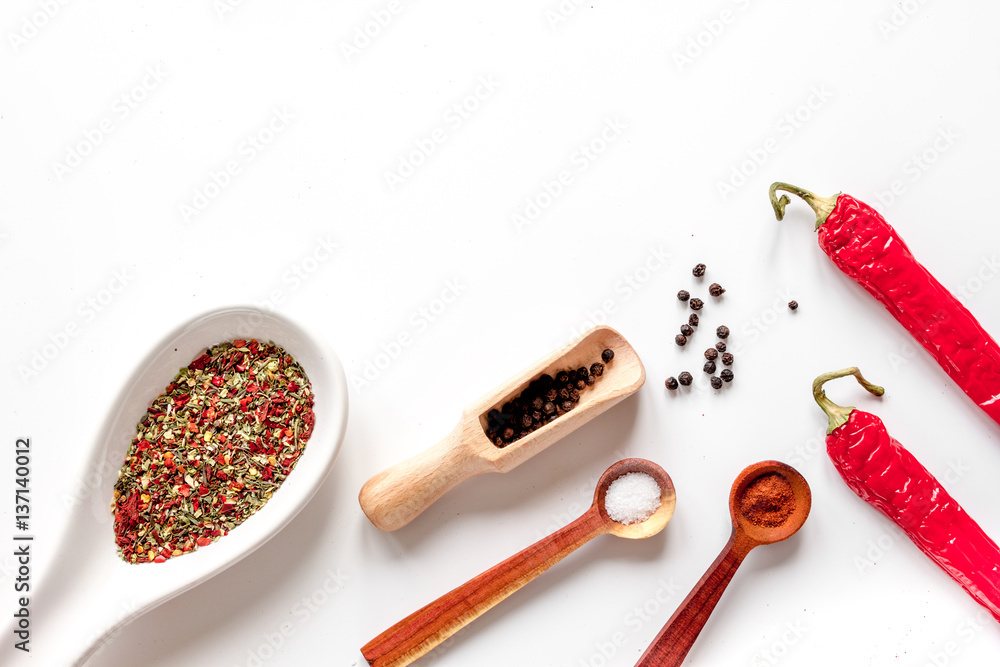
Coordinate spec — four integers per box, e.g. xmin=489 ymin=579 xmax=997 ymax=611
xmin=362 ymin=507 xmax=607 ymax=667
xmin=635 ymin=532 xmax=753 ymax=667
xmin=359 ymin=424 xmax=495 ymax=531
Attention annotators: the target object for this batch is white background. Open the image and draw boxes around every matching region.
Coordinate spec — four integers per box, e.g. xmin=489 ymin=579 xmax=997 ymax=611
xmin=3 ymin=1 xmax=1000 ymax=665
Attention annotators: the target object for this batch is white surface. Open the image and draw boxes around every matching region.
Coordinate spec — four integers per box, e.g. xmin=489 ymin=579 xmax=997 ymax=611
xmin=2 ymin=2 xmax=1000 ymax=666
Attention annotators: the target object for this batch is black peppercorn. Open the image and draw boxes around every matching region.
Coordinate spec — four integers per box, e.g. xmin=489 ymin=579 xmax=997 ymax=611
xmin=692 ymin=263 xmax=706 ymax=277
xmin=680 ymin=324 xmax=694 ymax=337
xmin=678 ymin=371 xmax=693 ymax=386
xmin=720 ymin=368 xmax=734 ymax=382
xmin=521 ymin=414 xmax=533 ymax=429
xmin=704 ymin=348 xmax=718 ymax=361
xmin=590 ymin=362 xmax=605 ymax=377
xmin=715 ymin=341 xmax=726 ymax=353
xmin=502 ymin=427 xmax=515 ymax=441
xmin=585 ymin=374 xmax=596 ymax=386
xmin=543 ymin=401 xmax=556 ymax=415
xmin=556 ymin=371 xmax=569 ymax=383
xmin=560 ymin=400 xmax=576 ymax=412
xmin=703 ymin=360 xmax=716 ymax=374
xmin=575 ymin=379 xmax=586 ymax=390
xmin=716 ymin=325 xmax=729 ymax=339
xmin=531 ymin=396 xmax=544 ymax=410
xmin=602 ymin=348 xmax=614 ymax=363
xmin=689 ymin=298 xmax=704 ymax=311
xmin=688 ymin=313 xmax=699 ymax=327
xmin=721 ymin=352 xmax=733 ymax=366
xmin=577 ymin=366 xmax=589 ymax=379
xmin=545 ymin=388 xmax=558 ymax=401
xmin=789 ymin=300 xmax=798 ymax=310
xmin=559 ymin=387 xmax=571 ymax=400
xmin=709 ymin=283 xmax=725 ymax=297
xmin=665 ymin=377 xmax=679 ymax=390
xmin=677 ymin=290 xmax=690 ymax=302
xmin=493 ymin=436 xmax=506 ymax=448
xmin=710 ymin=376 xmax=723 ymax=389
xmin=675 ymin=334 xmax=687 ymax=346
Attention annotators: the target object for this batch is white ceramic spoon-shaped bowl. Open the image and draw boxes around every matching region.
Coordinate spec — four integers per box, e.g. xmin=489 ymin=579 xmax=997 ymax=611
xmin=5 ymin=306 xmax=348 ymax=666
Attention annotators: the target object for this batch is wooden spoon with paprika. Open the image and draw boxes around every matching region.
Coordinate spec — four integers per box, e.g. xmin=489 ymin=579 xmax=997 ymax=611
xmin=635 ymin=460 xmax=811 ymax=667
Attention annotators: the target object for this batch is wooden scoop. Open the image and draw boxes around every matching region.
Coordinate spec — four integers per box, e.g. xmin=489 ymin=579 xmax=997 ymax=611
xmin=358 ymin=325 xmax=645 ymax=531
xmin=635 ymin=460 xmax=811 ymax=667
xmin=362 ymin=458 xmax=676 ymax=667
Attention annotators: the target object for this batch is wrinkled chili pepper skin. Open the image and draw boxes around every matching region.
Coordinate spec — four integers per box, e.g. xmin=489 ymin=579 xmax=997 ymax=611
xmin=818 ymin=194 xmax=1000 ymax=423
xmin=828 ymin=409 xmax=1000 ymax=621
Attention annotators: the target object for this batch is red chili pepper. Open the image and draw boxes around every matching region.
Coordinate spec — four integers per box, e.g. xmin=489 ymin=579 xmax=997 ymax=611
xmin=771 ymin=182 xmax=1000 ymax=425
xmin=813 ymin=367 xmax=1000 ymax=621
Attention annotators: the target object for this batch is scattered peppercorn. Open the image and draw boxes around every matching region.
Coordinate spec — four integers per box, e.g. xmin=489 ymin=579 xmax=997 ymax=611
xmin=602 ymin=348 xmax=615 ymax=363
xmin=693 ymin=263 xmax=706 ymax=277
xmin=715 ymin=341 xmax=726 ymax=353
xmin=704 ymin=360 xmax=716 ymax=374
xmin=590 ymin=362 xmax=604 ymax=377
xmin=709 ymin=283 xmax=725 ymax=297
xmin=716 ymin=325 xmax=730 ymax=339
xmin=688 ymin=313 xmax=699 ymax=327
xmin=680 ymin=324 xmax=694 ymax=337
xmin=721 ymin=368 xmax=734 ymax=383
xmin=677 ymin=290 xmax=690 ymax=302
xmin=721 ymin=352 xmax=734 ymax=366
xmin=585 ymin=374 xmax=596 ymax=386
xmin=704 ymin=348 xmax=718 ymax=361
xmin=675 ymin=334 xmax=687 ymax=347
xmin=689 ymin=298 xmax=704 ymax=311
xmin=789 ymin=300 xmax=798 ymax=311
xmin=710 ymin=376 xmax=723 ymax=389
xmin=678 ymin=371 xmax=693 ymax=386
xmin=665 ymin=377 xmax=678 ymax=390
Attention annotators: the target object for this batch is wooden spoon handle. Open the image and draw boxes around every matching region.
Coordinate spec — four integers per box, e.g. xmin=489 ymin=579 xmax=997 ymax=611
xmin=362 ymin=508 xmax=607 ymax=667
xmin=635 ymin=533 xmax=750 ymax=667
xmin=359 ymin=425 xmax=494 ymax=531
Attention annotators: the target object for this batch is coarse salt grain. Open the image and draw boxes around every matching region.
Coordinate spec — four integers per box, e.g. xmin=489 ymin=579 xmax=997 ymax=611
xmin=605 ymin=472 xmax=661 ymax=525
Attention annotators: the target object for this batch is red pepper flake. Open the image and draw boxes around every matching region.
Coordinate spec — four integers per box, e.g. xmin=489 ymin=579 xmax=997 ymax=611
xmin=189 ymin=354 xmax=212 ymax=370
xmin=111 ymin=339 xmax=315 ymax=565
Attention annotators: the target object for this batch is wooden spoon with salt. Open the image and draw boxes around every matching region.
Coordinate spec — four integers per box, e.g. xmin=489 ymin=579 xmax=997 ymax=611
xmin=361 ymin=458 xmax=676 ymax=667
xmin=635 ymin=460 xmax=811 ymax=667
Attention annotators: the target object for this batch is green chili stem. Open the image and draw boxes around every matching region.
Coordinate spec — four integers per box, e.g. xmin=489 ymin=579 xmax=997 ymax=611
xmin=812 ymin=367 xmax=885 ymax=434
xmin=769 ymin=182 xmax=840 ymax=229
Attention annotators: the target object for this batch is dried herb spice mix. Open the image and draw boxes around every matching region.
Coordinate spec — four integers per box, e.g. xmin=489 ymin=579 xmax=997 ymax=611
xmin=112 ymin=339 xmax=316 ymax=564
